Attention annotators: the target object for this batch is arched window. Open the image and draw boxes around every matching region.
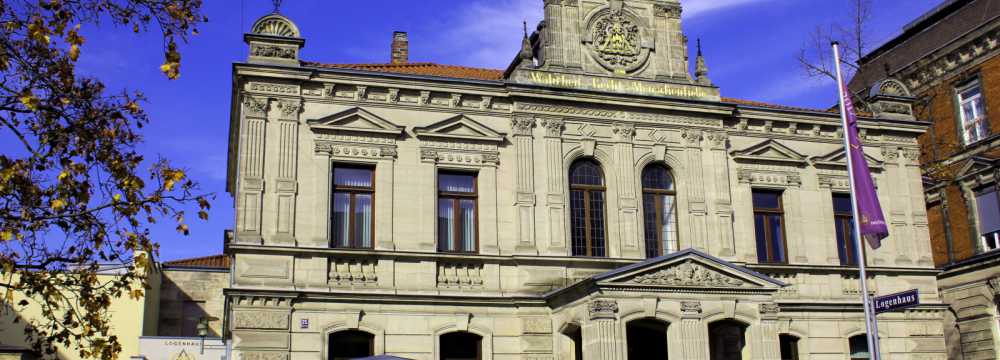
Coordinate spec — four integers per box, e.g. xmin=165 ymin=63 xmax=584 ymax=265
xmin=440 ymin=331 xmax=482 ymax=360
xmin=328 ymin=330 xmax=374 ymax=360
xmin=642 ymin=164 xmax=678 ymax=258
xmin=709 ymin=320 xmax=747 ymax=360
xmin=569 ymin=159 xmax=607 ymax=257
xmin=626 ymin=318 xmax=668 ymax=359
xmin=849 ymin=335 xmax=870 ymax=360
xmin=779 ymin=334 xmax=800 ymax=360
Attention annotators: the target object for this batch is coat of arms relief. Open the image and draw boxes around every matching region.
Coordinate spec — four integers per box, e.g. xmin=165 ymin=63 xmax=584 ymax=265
xmin=627 ymin=260 xmax=747 ymax=288
xmin=583 ymin=0 xmax=652 ymax=74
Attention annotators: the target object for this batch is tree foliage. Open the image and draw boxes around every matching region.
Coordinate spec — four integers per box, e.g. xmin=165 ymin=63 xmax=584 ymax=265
xmin=0 ymin=1 xmax=207 ymax=359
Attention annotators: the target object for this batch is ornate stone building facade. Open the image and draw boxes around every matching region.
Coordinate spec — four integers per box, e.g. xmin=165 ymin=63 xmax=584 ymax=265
xmin=226 ymin=1 xmax=943 ymax=359
xmin=851 ymin=0 xmax=1000 ymax=359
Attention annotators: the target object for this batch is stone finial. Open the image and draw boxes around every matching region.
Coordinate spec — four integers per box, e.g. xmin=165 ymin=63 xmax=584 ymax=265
xmin=695 ymin=39 xmax=712 ymax=86
xmin=272 ymin=0 xmax=282 ymax=13
xmin=520 ymin=21 xmax=534 ymax=62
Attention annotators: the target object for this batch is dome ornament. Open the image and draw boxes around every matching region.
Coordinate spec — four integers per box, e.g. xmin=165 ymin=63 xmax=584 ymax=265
xmin=272 ymin=0 xmax=283 ymax=13
xmin=250 ymin=13 xmax=301 ymax=38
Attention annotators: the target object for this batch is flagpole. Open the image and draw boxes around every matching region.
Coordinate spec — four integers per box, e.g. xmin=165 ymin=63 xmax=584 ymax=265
xmin=832 ymin=41 xmax=882 ymax=360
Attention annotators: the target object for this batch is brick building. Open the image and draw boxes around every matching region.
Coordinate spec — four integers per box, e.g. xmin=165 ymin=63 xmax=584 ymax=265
xmin=850 ymin=0 xmax=1000 ymax=358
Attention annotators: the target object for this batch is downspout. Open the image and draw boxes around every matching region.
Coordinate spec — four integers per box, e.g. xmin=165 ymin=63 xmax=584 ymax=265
xmin=942 ymin=188 xmax=956 ymax=265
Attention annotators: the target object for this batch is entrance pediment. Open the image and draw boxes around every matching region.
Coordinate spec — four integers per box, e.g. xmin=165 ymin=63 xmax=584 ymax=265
xmin=592 ymin=249 xmax=784 ymax=293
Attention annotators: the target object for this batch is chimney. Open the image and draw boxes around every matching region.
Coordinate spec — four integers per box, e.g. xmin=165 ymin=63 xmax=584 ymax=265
xmin=391 ymin=31 xmax=409 ymax=64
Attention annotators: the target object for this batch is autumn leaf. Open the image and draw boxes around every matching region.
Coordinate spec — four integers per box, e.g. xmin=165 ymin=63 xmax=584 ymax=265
xmin=19 ymin=91 xmax=39 ymax=111
xmin=50 ymin=199 xmax=66 ymax=211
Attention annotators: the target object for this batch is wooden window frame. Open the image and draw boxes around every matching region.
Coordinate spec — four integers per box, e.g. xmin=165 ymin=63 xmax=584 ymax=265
xmin=956 ymin=78 xmax=989 ymax=146
xmin=753 ymin=189 xmax=789 ymax=264
xmin=642 ymin=165 xmax=677 ymax=258
xmin=569 ymin=160 xmax=607 ymax=257
xmin=438 ymin=171 xmax=479 ymax=253
xmin=330 ymin=165 xmax=376 ymax=249
xmin=833 ymin=193 xmax=867 ymax=266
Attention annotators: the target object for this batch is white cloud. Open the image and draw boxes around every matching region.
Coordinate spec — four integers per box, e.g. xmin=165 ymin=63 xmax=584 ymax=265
xmin=755 ymin=72 xmax=835 ymax=104
xmin=434 ymin=0 xmax=772 ymax=69
xmin=683 ymin=0 xmax=773 ymax=19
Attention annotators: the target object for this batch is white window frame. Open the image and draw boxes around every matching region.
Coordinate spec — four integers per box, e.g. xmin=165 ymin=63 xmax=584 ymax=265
xmin=958 ymin=80 xmax=989 ymax=145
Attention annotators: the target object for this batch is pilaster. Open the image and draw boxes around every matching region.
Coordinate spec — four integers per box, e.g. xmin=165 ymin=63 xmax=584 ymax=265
xmin=543 ymin=0 xmax=564 ymax=68
xmin=512 ymin=115 xmax=538 ymax=254
xmin=271 ymin=98 xmax=302 ymax=246
xmin=904 ymin=147 xmax=932 ymax=266
xmin=882 ymin=146 xmax=910 ymax=266
xmin=682 ymin=129 xmax=708 ymax=251
xmin=706 ymin=131 xmax=735 ymax=257
xmin=678 ymin=301 xmax=709 ymax=360
xmin=542 ymin=118 xmax=567 ymax=253
xmin=750 ymin=303 xmax=781 ymax=360
xmin=236 ymin=96 xmax=270 ymax=244
xmin=613 ymin=123 xmax=640 ymax=257
xmin=585 ymin=300 xmax=623 ymax=360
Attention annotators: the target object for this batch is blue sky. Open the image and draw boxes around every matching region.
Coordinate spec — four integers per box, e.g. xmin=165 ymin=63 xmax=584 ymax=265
xmin=69 ymin=0 xmax=942 ymax=262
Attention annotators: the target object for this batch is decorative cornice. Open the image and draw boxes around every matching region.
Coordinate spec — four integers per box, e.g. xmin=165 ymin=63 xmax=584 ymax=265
xmin=898 ymin=26 xmax=1000 ymax=93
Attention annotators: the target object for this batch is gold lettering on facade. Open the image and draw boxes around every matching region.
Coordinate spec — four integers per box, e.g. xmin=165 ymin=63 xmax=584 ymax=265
xmin=525 ymin=72 xmax=712 ymax=99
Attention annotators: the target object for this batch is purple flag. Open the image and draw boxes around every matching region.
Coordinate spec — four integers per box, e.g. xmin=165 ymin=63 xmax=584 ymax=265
xmin=839 ymin=81 xmax=889 ymax=249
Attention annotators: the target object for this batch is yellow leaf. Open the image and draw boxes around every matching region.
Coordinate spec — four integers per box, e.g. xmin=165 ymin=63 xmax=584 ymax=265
xmin=113 ymin=194 xmax=121 ymax=202
xmin=0 ymin=230 xmax=12 ymax=241
xmin=19 ymin=93 xmax=38 ymax=111
xmin=69 ymin=44 xmax=80 ymax=61
xmin=50 ymin=198 xmax=66 ymax=210
xmin=58 ymin=170 xmax=69 ymax=181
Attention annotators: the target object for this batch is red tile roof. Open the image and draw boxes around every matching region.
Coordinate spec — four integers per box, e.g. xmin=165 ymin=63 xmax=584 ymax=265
xmin=303 ymin=61 xmax=504 ymax=81
xmin=304 ymin=61 xmax=837 ymax=114
xmin=163 ymin=254 xmax=230 ymax=270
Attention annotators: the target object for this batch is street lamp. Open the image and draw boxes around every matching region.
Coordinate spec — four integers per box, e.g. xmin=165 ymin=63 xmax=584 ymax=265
xmin=196 ymin=317 xmax=209 ymax=355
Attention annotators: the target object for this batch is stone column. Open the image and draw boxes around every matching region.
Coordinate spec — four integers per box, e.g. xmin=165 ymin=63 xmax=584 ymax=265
xmin=235 ymin=96 xmax=269 ymax=244
xmin=419 ymin=149 xmax=440 ymax=251
xmin=706 ymin=131 xmax=735 ymax=257
xmin=682 ymin=130 xmax=708 ymax=251
xmin=512 ymin=115 xmax=538 ymax=254
xmin=748 ymin=303 xmax=781 ymax=360
xmin=480 ymin=153 xmax=501 ymax=255
xmin=272 ymin=99 xmax=302 ymax=246
xmin=542 ymin=118 xmax=567 ymax=253
xmin=904 ymin=148 xmax=933 ymax=266
xmin=678 ymin=301 xmax=709 ymax=360
xmin=613 ymin=123 xmax=640 ymax=257
xmin=586 ymin=300 xmax=623 ymax=360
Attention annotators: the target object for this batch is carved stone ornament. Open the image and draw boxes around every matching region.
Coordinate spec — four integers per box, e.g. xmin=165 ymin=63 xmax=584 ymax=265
xmin=584 ymin=1 xmax=650 ymax=74
xmin=540 ymin=118 xmax=565 ymax=138
xmin=882 ymin=147 xmax=900 ymax=162
xmin=419 ymin=91 xmax=431 ymax=105
xmin=588 ymin=300 xmax=619 ymax=320
xmin=629 ymin=260 xmax=745 ymax=287
xmin=244 ymin=96 xmax=269 ymax=117
xmin=512 ymin=116 xmax=535 ymax=136
xmin=988 ymin=277 xmax=1000 ymax=296
xmin=251 ymin=44 xmax=297 ymax=59
xmin=233 ymin=311 xmax=288 ymax=330
xmin=277 ymin=99 xmax=301 ymax=119
xmin=251 ymin=14 xmax=300 ymax=37
xmin=759 ymin=303 xmax=780 ymax=314
xmin=481 ymin=153 xmax=500 ymax=165
xmin=903 ymin=148 xmax=920 ymax=162
xmin=481 ymin=96 xmax=493 ymax=110
xmin=240 ymin=352 xmax=287 ymax=360
xmin=387 ymin=88 xmax=400 ymax=103
xmin=653 ymin=3 xmax=682 ymax=18
xmin=705 ymin=131 xmax=728 ymax=148
xmin=612 ymin=122 xmax=636 ymax=142
xmin=680 ymin=301 xmax=702 ymax=313
xmin=420 ymin=149 xmax=439 ymax=161
xmin=450 ymin=94 xmax=463 ymax=108
xmin=681 ymin=129 xmax=702 ymax=146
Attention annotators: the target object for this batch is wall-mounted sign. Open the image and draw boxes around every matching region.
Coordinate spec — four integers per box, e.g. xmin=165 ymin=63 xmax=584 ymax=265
xmin=300 ymin=318 xmax=310 ymax=329
xmin=511 ymin=71 xmax=721 ymax=101
xmin=873 ymin=289 xmax=919 ymax=314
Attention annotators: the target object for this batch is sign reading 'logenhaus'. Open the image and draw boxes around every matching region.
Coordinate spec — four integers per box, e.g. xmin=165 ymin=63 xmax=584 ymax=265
xmin=873 ymin=289 xmax=919 ymax=314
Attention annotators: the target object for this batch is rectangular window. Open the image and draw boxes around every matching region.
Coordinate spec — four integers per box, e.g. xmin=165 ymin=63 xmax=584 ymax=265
xmin=833 ymin=194 xmax=863 ymax=266
xmin=438 ymin=172 xmax=478 ymax=253
xmin=958 ymin=81 xmax=989 ymax=145
xmin=976 ymin=188 xmax=1000 ymax=252
xmin=753 ymin=190 xmax=787 ymax=264
xmin=331 ymin=166 xmax=374 ymax=249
